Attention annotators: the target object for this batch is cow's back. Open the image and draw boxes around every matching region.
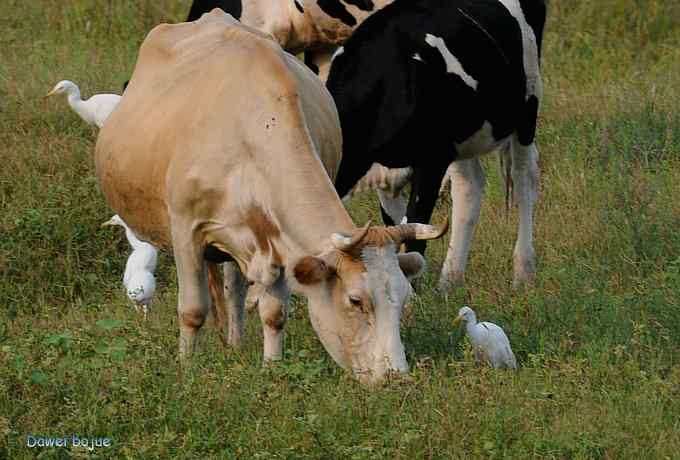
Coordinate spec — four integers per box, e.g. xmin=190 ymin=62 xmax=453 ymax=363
xmin=282 ymin=53 xmax=342 ymax=181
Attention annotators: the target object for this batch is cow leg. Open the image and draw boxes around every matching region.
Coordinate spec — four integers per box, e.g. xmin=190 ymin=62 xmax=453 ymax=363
xmin=223 ymin=261 xmax=248 ymax=346
xmin=439 ymin=163 xmax=454 ymax=195
xmin=404 ymin=163 xmax=449 ymax=255
xmin=511 ymin=137 xmax=539 ymax=286
xmin=171 ymin=220 xmax=211 ymax=359
xmin=256 ymin=286 xmax=290 ymax=361
xmin=377 ymin=189 xmax=408 ymax=225
xmin=439 ymin=158 xmax=485 ymax=289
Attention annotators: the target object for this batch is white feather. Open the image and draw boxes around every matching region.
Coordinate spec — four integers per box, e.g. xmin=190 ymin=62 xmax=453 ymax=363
xmin=126 ymin=271 xmax=156 ymax=314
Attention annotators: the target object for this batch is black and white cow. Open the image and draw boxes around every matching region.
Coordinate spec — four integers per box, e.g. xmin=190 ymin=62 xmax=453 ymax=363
xmin=327 ymin=0 xmax=546 ymax=287
xmin=181 ymin=0 xmax=546 ymax=289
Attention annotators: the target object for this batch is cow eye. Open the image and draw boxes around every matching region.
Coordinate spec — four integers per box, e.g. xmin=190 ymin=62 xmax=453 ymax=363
xmin=349 ymin=296 xmax=363 ymax=307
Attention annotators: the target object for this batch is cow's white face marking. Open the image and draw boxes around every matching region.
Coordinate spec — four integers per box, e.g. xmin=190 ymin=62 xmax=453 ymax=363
xmin=424 ymin=33 xmax=478 ymax=91
xmin=412 ymin=53 xmax=423 ymax=62
xmin=455 ymin=121 xmax=510 ymax=159
xmin=358 ymin=244 xmax=410 ymax=378
xmin=495 ymin=0 xmax=542 ymax=98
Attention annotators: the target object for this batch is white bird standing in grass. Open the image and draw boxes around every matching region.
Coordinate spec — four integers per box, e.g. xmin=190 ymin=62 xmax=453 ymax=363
xmin=45 ymin=80 xmax=120 ymax=128
xmin=454 ymin=306 xmax=517 ymax=369
xmin=101 ymin=215 xmax=158 ymax=317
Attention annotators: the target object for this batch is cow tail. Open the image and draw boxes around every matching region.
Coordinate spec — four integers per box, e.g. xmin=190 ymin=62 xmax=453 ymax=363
xmin=207 ymin=262 xmax=228 ymax=347
xmin=499 ymin=142 xmax=513 ymax=216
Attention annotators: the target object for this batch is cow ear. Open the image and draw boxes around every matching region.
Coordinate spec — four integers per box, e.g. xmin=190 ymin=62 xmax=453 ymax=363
xmin=397 ymin=252 xmax=426 ymax=280
xmin=293 ymin=256 xmax=335 ymax=285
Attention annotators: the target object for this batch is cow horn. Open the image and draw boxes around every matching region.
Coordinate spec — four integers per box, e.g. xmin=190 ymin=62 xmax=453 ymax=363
xmin=388 ymin=217 xmax=449 ymax=244
xmin=331 ymin=220 xmax=372 ymax=251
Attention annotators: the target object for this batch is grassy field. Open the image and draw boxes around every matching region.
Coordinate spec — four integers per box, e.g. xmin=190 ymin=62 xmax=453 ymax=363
xmin=1 ymin=0 xmax=680 ymax=458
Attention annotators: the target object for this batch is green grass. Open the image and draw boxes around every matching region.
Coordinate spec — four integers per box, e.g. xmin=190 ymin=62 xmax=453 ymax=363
xmin=2 ymin=0 xmax=680 ymax=458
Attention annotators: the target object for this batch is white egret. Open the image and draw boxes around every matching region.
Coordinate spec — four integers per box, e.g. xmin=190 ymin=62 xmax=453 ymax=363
xmin=454 ymin=306 xmax=517 ymax=369
xmin=101 ymin=215 xmax=158 ymax=316
xmin=46 ymin=80 xmax=120 ymax=128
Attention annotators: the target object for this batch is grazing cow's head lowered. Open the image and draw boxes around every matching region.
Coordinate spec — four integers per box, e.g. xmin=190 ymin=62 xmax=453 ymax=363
xmin=97 ymin=9 xmax=447 ymax=384
xmin=293 ymin=221 xmax=447 ymax=382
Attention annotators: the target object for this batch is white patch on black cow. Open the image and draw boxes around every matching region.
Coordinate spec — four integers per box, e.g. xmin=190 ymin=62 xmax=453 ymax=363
xmin=495 ymin=0 xmax=542 ymax=98
xmin=424 ymin=34 xmax=478 ymax=91
xmin=324 ymin=0 xmax=546 ymax=289
xmin=332 ymin=46 xmax=345 ymax=61
xmin=455 ymin=121 xmax=510 ymax=160
xmin=318 ymin=0 xmax=359 ymax=26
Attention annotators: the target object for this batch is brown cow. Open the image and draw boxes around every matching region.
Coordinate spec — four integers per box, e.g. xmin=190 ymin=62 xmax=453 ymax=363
xmin=96 ymin=10 xmax=446 ymax=382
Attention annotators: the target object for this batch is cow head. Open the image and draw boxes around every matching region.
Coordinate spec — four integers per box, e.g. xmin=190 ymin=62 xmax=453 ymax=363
xmin=292 ymin=219 xmax=447 ymax=383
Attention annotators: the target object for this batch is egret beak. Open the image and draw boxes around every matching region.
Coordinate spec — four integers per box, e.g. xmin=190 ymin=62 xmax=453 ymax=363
xmin=45 ymin=88 xmax=58 ymax=98
xmin=100 ymin=218 xmax=117 ymax=228
xmin=453 ymin=315 xmax=464 ymax=326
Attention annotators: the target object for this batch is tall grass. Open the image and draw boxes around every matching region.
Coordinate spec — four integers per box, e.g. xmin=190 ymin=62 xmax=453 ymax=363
xmin=1 ymin=0 xmax=680 ymax=458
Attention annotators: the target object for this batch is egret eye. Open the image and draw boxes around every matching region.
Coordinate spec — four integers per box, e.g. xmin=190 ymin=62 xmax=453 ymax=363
xmin=349 ymin=296 xmax=363 ymax=308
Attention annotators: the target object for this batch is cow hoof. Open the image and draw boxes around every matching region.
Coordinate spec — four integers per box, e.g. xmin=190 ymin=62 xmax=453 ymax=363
xmin=245 ymin=295 xmax=259 ymax=313
xmin=513 ymin=249 xmax=536 ymax=288
xmin=437 ymin=271 xmax=465 ymax=292
xmin=512 ymin=275 xmax=534 ymax=289
xmin=262 ymin=354 xmax=283 ymax=364
xmin=512 ymin=263 xmax=536 ymax=288
xmin=227 ymin=336 xmax=244 ymax=347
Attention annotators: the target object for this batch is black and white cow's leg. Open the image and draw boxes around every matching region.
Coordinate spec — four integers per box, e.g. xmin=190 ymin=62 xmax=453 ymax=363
xmin=223 ymin=261 xmax=248 ymax=346
xmin=171 ymin=216 xmax=211 ymax=359
xmin=511 ymin=136 xmax=539 ymax=286
xmin=343 ymin=162 xmax=412 ymax=226
xmin=439 ymin=158 xmax=485 ymax=289
xmin=256 ymin=280 xmax=290 ymax=361
xmin=404 ymin=163 xmax=449 ymax=255
xmin=377 ymin=189 xmax=408 ymax=226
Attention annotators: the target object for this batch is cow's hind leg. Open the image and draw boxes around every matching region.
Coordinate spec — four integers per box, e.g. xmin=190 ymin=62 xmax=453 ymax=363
xmin=206 ymin=262 xmax=228 ymax=347
xmin=511 ymin=136 xmax=539 ymax=286
xmin=439 ymin=158 xmax=485 ymax=289
xmin=223 ymin=261 xmax=248 ymax=346
xmin=171 ymin=218 xmax=211 ymax=359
